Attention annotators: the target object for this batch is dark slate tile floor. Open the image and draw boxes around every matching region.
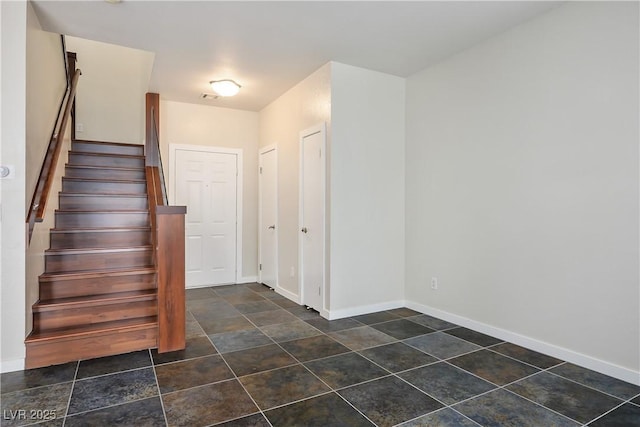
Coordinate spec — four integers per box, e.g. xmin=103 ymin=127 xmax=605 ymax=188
xmin=2 ymin=283 xmax=639 ymax=427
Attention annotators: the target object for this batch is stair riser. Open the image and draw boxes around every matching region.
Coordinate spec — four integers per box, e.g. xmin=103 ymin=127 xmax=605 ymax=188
xmin=40 ymin=272 xmax=156 ymax=299
xmin=72 ymin=141 xmax=144 ymax=156
xmin=59 ymin=195 xmax=148 ymax=211
xmin=34 ymin=300 xmax=157 ymax=331
xmin=69 ymin=153 xmax=144 ymax=168
xmin=45 ymin=250 xmax=153 ymax=273
xmin=50 ymin=230 xmax=151 ymax=249
xmin=56 ymin=212 xmax=149 ymax=228
xmin=65 ymin=167 xmax=145 ymax=180
xmin=62 ymin=179 xmax=146 ymax=195
xmin=25 ymin=325 xmax=157 ymax=369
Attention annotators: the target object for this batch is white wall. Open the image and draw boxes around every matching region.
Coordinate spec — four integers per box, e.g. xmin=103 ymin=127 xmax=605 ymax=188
xmin=25 ymin=7 xmax=66 ymax=202
xmin=66 ymin=36 xmax=154 ymax=144
xmin=259 ymin=62 xmax=405 ymax=317
xmin=160 ymin=100 xmax=260 ymax=281
xmin=405 ymin=2 xmax=639 ymax=383
xmin=24 ymin=2 xmax=69 ymax=337
xmin=0 ymin=0 xmax=27 ymax=372
xmin=259 ymin=63 xmax=331 ymax=300
xmin=330 ymin=63 xmax=405 ymax=316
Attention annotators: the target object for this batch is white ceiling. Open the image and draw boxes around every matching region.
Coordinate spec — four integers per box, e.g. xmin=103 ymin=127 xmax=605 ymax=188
xmin=32 ymin=1 xmax=562 ymax=112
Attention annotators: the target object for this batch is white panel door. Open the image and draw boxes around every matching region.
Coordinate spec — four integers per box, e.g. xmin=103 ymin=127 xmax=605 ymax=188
xmin=300 ymin=126 xmax=325 ymax=311
xmin=259 ymin=147 xmax=277 ymax=288
xmin=175 ymin=149 xmax=237 ymax=287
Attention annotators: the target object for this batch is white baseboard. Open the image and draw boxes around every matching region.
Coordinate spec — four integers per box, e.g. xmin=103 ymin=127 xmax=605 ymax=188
xmin=320 ymin=308 xmax=331 ymax=319
xmin=275 ymin=286 xmax=300 ymax=304
xmin=327 ymin=300 xmax=406 ymax=320
xmin=186 ymin=284 xmax=217 ymax=289
xmin=1 ymin=358 xmax=25 ymax=373
xmin=406 ymin=301 xmax=640 ymax=386
xmin=185 ymin=277 xmax=258 ymax=289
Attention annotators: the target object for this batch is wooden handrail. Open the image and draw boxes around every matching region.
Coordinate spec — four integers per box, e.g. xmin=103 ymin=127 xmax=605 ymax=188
xmin=145 ymin=93 xmax=160 ymax=168
xmin=26 ymin=61 xmax=81 ymax=242
xmin=144 ymin=93 xmax=186 ymax=353
xmin=145 ymin=93 xmax=167 ymax=204
xmin=37 ymin=69 xmax=81 ymax=219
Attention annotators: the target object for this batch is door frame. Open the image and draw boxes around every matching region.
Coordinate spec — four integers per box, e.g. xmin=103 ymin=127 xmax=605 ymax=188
xmin=258 ymin=144 xmax=278 ymax=287
xmin=169 ymin=143 xmax=243 ymax=285
xmin=298 ymin=123 xmax=327 ymax=316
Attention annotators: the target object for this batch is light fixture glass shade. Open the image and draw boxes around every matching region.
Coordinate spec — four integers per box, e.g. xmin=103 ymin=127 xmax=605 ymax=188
xmin=210 ymin=79 xmax=241 ymax=97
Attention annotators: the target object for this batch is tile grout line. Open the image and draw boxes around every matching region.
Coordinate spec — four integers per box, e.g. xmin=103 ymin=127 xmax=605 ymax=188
xmin=294 ymin=315 xmax=471 ymax=425
xmin=379 ymin=344 xmax=589 ymax=426
xmin=185 ymin=285 xmax=638 ymax=426
xmin=484 ymin=345 xmax=565 ymax=372
xmin=233 ymin=297 xmax=329 ymax=423
xmin=499 ymin=387 xmax=588 ymax=426
xmin=582 ymin=400 xmax=629 ymax=426
xmin=62 ymin=378 xmax=165 ymax=421
xmin=60 ymin=360 xmax=79 ymax=427
xmin=231 ymin=296 xmax=382 ymax=426
xmin=270 ymin=335 xmax=381 ymax=426
xmin=149 ymin=348 xmax=170 ymax=427
xmin=65 ymin=362 xmax=155 ymax=383
xmin=0 ymin=380 xmax=76 ymax=397
xmin=402 ymin=335 xmax=485 ymax=362
xmin=152 ymin=351 xmax=221 ymax=368
xmin=542 ymin=367 xmax=638 ymax=402
xmin=168 ymin=299 xmax=272 ymax=425
xmin=392 ymin=406 xmax=483 ymax=427
xmin=207 ymin=411 xmax=271 ymax=427
xmin=62 ymin=391 xmax=168 ymax=420
xmin=198 ymin=286 xmax=510 ymax=426
xmin=208 ymin=301 xmax=278 ymax=426
xmin=454 ymin=360 xmax=590 ymax=425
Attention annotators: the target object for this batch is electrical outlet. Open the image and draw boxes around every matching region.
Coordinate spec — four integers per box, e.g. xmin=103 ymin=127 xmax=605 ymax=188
xmin=76 ymin=123 xmax=84 ymax=133
xmin=0 ymin=165 xmax=15 ymax=179
xmin=290 ymin=267 xmax=295 ymax=277
xmin=431 ymin=277 xmax=438 ymax=290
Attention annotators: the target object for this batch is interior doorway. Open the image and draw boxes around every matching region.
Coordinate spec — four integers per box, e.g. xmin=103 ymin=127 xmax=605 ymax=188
xmin=170 ymin=144 xmax=243 ymax=288
xmin=299 ymin=124 xmax=326 ymax=312
xmin=259 ymin=145 xmax=278 ymax=289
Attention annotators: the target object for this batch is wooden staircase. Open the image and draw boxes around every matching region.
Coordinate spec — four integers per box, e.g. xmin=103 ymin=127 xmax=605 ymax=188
xmin=25 ymin=140 xmax=160 ymax=368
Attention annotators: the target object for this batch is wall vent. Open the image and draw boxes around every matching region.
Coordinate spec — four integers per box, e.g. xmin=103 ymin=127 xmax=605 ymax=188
xmin=200 ymin=93 xmax=219 ymax=100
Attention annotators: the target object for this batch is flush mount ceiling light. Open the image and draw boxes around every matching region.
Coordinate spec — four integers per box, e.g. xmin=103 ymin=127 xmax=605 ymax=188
xmin=210 ymin=79 xmax=241 ymax=97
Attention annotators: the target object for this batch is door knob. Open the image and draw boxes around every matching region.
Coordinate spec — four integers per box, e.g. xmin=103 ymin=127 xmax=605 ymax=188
xmin=301 ymin=227 xmax=308 ymax=233
xmin=268 ymin=225 xmax=275 ymax=230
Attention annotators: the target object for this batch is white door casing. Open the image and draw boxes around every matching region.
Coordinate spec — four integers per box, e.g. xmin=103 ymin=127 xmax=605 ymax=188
xmin=299 ymin=124 xmax=326 ymax=312
xmin=259 ymin=145 xmax=278 ymax=288
xmin=170 ymin=144 xmax=243 ymax=288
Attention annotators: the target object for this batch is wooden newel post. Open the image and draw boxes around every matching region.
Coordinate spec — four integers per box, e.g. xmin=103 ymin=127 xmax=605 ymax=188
xmin=157 ymin=206 xmax=187 ymax=352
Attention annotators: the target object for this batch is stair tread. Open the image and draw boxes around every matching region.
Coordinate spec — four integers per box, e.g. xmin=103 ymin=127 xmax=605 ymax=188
xmin=70 ymin=151 xmax=145 ymax=159
xmin=51 ymin=226 xmax=151 ymax=233
xmin=35 ymin=290 xmax=157 ymax=311
xmin=40 ymin=267 xmax=156 ymax=281
xmin=60 ymin=193 xmax=148 ymax=198
xmin=46 ymin=246 xmax=152 ymax=255
xmin=63 ymin=177 xmax=146 ymax=183
xmin=66 ymin=164 xmax=144 ymax=171
xmin=56 ymin=210 xmax=149 ymax=213
xmin=61 ymin=192 xmax=147 ymax=198
xmin=73 ymin=139 xmax=143 ymax=148
xmin=26 ymin=316 xmax=158 ymax=342
xmin=43 ymin=265 xmax=155 ymax=276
